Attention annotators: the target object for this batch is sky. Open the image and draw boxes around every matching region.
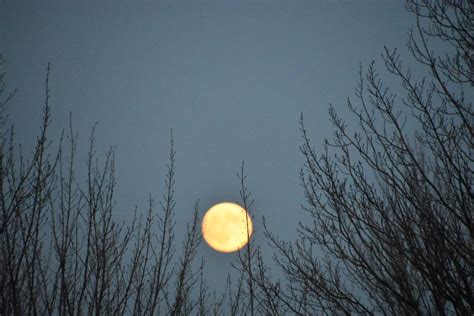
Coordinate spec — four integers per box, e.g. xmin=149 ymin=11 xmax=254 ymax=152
xmin=1 ymin=0 xmax=415 ymax=292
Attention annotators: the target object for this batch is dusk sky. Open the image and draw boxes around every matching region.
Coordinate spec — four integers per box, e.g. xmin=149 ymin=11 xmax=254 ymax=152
xmin=1 ymin=0 xmax=417 ymax=292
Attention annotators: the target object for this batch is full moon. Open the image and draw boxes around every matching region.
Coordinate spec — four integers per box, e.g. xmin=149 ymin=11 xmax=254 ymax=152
xmin=202 ymin=202 xmax=253 ymax=253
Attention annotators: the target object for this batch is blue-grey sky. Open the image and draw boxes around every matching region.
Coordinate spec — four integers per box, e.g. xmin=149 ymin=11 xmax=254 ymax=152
xmin=1 ymin=0 xmax=415 ymax=291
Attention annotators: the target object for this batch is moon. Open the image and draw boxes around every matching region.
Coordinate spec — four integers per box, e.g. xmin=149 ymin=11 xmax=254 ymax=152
xmin=202 ymin=202 xmax=253 ymax=253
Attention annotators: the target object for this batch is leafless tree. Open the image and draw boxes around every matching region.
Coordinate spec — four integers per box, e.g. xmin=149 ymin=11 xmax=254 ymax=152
xmin=0 ymin=54 xmax=258 ymax=315
xmin=0 ymin=57 xmax=212 ymax=315
xmin=260 ymin=1 xmax=473 ymax=315
xmin=1 ymin=62 xmax=61 ymax=315
xmin=236 ymin=161 xmax=257 ymax=316
xmin=2 ymin=1 xmax=472 ymax=315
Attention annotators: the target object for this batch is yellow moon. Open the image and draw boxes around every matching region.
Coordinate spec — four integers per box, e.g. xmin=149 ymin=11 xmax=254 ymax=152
xmin=202 ymin=202 xmax=253 ymax=253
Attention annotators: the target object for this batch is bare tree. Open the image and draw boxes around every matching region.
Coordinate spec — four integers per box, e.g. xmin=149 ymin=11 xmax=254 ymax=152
xmin=1 ymin=62 xmax=59 ymax=315
xmin=236 ymin=161 xmax=256 ymax=316
xmin=131 ymin=131 xmax=176 ymax=315
xmin=168 ymin=201 xmax=201 ymax=316
xmin=0 ymin=58 xmax=213 ymax=315
xmin=2 ymin=1 xmax=472 ymax=315
xmin=262 ymin=1 xmax=473 ymax=315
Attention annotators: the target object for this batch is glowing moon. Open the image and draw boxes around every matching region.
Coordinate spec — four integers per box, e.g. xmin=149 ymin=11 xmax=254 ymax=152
xmin=202 ymin=202 xmax=253 ymax=253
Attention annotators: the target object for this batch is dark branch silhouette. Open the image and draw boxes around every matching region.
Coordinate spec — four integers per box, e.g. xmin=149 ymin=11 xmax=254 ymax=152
xmin=1 ymin=0 xmax=472 ymax=315
xmin=259 ymin=1 xmax=473 ymax=314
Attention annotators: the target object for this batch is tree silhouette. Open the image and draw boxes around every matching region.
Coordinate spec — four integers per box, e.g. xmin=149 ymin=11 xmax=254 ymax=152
xmin=0 ymin=56 xmax=254 ymax=316
xmin=259 ymin=1 xmax=473 ymax=314
xmin=1 ymin=0 xmax=472 ymax=315
xmin=0 ymin=60 xmax=208 ymax=314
